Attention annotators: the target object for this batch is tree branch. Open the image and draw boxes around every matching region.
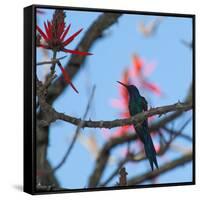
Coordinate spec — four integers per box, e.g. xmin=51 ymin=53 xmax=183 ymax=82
xmin=39 ymin=102 xmax=192 ymax=129
xmin=36 ymin=55 xmax=67 ymax=66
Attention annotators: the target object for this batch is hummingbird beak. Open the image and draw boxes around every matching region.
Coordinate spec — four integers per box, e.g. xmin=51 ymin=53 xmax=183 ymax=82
xmin=117 ymin=81 xmax=128 ymax=88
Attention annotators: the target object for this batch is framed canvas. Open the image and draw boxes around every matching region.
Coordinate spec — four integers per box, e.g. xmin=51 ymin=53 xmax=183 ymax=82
xmin=24 ymin=4 xmax=195 ymax=195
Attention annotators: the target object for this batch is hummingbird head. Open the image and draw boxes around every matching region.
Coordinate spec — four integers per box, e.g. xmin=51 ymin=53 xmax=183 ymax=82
xmin=117 ymin=81 xmax=140 ymax=96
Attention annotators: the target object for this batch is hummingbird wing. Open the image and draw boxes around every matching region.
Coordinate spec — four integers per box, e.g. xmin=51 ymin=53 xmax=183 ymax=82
xmin=141 ymin=96 xmax=148 ymax=129
xmin=141 ymin=96 xmax=148 ymax=111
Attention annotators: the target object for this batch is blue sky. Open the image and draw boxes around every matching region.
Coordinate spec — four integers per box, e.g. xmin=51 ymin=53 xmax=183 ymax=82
xmin=36 ymin=8 xmax=193 ymax=189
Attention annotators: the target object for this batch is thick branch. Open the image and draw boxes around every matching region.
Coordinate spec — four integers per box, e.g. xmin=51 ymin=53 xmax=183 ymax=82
xmin=127 ymin=152 xmax=192 ymax=185
xmin=47 ymin=13 xmax=122 ymax=104
xmin=40 ymin=102 xmax=192 ymax=129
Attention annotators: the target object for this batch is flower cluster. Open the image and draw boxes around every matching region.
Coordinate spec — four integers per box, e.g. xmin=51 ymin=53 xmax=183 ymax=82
xmin=36 ymin=10 xmax=93 ymax=93
xmin=37 ymin=10 xmax=92 ymax=56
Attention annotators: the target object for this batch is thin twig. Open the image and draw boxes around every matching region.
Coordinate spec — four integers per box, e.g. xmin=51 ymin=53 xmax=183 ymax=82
xmin=40 ymin=51 xmax=58 ymax=91
xmin=52 ymin=86 xmax=96 ymax=173
xmin=36 ymin=55 xmax=68 ymax=66
xmin=163 ymin=117 xmax=192 ymax=142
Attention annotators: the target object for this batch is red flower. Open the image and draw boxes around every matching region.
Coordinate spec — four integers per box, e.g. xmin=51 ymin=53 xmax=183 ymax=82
xmin=132 ymin=54 xmax=143 ymax=76
xmin=142 ymin=80 xmax=161 ymax=95
xmin=131 ymin=53 xmax=162 ymax=96
xmin=36 ymin=11 xmax=92 ymax=56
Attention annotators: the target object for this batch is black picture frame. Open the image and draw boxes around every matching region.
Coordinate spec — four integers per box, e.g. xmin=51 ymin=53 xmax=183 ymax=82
xmin=24 ymin=4 xmax=195 ymax=195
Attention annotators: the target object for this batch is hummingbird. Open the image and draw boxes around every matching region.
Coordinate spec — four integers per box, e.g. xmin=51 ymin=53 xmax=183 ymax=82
xmin=117 ymin=81 xmax=158 ymax=171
